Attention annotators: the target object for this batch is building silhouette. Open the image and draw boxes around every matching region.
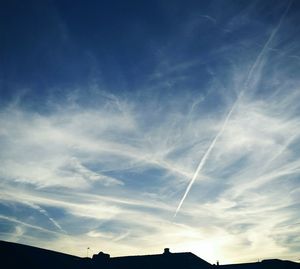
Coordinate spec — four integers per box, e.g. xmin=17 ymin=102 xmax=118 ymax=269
xmin=1 ymin=240 xmax=299 ymax=269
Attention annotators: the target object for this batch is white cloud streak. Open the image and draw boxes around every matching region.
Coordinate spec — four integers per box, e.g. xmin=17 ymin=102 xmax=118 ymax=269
xmin=174 ymin=0 xmax=294 ymax=217
xmin=1 ymin=1 xmax=300 ymax=264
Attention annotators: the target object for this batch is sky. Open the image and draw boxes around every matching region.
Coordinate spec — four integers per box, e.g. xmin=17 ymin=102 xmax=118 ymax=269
xmin=1 ymin=0 xmax=300 ymax=264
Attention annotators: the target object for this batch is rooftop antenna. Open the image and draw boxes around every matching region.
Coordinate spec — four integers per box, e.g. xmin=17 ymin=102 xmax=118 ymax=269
xmin=87 ymin=247 xmax=90 ymax=258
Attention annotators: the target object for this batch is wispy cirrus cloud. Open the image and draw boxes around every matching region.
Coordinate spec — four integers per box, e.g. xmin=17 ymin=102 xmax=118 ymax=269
xmin=1 ymin=74 xmax=300 ymax=262
xmin=1 ymin=0 xmax=300 ymax=265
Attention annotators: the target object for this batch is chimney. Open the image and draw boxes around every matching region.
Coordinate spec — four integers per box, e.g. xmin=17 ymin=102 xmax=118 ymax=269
xmin=163 ymin=248 xmax=171 ymax=254
xmin=92 ymin=251 xmax=110 ymax=263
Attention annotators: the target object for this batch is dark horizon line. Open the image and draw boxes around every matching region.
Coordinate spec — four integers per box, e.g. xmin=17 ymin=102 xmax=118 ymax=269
xmin=1 ymin=239 xmax=299 ymax=266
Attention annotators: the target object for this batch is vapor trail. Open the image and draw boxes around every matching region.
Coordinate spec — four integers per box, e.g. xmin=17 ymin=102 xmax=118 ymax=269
xmin=26 ymin=202 xmax=66 ymax=233
xmin=242 ymin=0 xmax=293 ymax=88
xmin=174 ymin=1 xmax=293 ymax=217
xmin=174 ymin=98 xmax=239 ymax=217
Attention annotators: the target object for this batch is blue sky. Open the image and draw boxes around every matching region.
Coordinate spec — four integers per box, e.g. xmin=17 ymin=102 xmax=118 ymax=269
xmin=1 ymin=0 xmax=300 ymax=264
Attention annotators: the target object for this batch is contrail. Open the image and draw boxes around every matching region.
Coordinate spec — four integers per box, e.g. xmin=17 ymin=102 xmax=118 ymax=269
xmin=242 ymin=0 xmax=293 ymax=88
xmin=174 ymin=97 xmax=239 ymax=217
xmin=174 ymin=0 xmax=293 ymax=217
xmin=26 ymin=202 xmax=66 ymax=233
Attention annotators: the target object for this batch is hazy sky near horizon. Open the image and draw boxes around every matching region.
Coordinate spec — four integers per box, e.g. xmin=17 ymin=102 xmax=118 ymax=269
xmin=1 ymin=0 xmax=300 ymax=264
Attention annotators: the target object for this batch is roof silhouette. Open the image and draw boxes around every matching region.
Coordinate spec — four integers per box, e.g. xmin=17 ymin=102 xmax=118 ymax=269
xmin=1 ymin=240 xmax=299 ymax=269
